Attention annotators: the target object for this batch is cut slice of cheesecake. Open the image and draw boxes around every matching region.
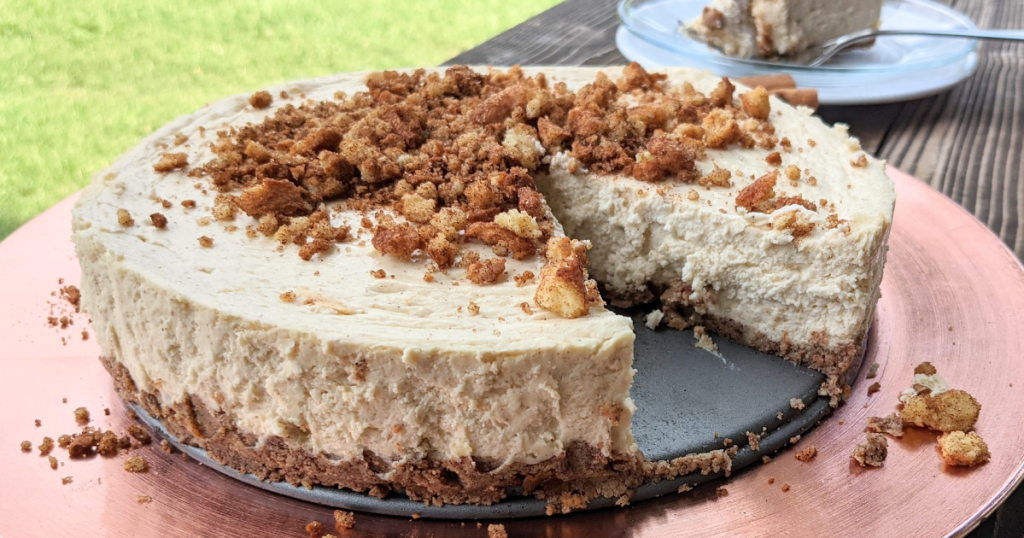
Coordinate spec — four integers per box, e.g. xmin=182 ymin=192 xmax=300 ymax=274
xmin=72 ymin=63 xmax=893 ymax=507
xmin=686 ymin=0 xmax=884 ymax=58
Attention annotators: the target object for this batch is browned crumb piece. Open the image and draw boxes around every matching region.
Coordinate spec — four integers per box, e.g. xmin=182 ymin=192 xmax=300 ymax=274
xmin=333 ymin=510 xmax=355 ymax=530
xmin=852 ymin=433 xmax=888 ymax=467
xmin=915 ymin=361 xmax=938 ymax=375
xmin=865 ymin=413 xmax=904 ymax=437
xmin=81 ymin=329 xmax=89 ymax=341
xmin=149 ymin=213 xmax=168 ymax=229
xmin=73 ymin=406 xmax=90 ymax=424
xmin=38 ymin=437 xmax=54 ymax=455
xmin=702 ymin=108 xmax=739 ymax=149
xmin=740 ymin=87 xmax=771 ymax=120
xmin=781 ymin=483 xmax=791 ymax=492
xmin=249 ymin=91 xmax=273 ymax=109
xmin=198 ymin=236 xmax=214 ymax=248
xmin=716 ymin=486 xmax=729 ymax=497
xmin=62 ymin=397 xmax=67 ymax=403
xmin=867 ymin=382 xmax=881 ymax=396
xmin=117 ymin=208 xmax=135 ymax=227
xmin=900 ymin=389 xmax=981 ymax=432
xmin=423 ymin=272 xmax=435 ymax=283
xmin=123 ymin=456 xmax=148 ymax=473
xmin=173 ymin=133 xmax=188 ymax=146
xmin=467 ymin=258 xmax=506 ymax=285
xmin=181 ymin=199 xmax=197 ymax=209
xmin=487 ymin=523 xmax=508 ymax=538
xmin=57 ymin=434 xmax=71 ymax=448
xmin=698 ymin=166 xmax=732 ymax=187
xmin=305 ymin=520 xmax=324 ymax=538
xmin=938 ymin=431 xmax=990 ymax=467
xmin=687 ymin=190 xmax=700 ymax=201
xmin=767 ymin=476 xmax=775 ymax=484
xmin=794 ymin=445 xmax=817 ymax=462
xmin=520 ymin=302 xmax=534 ymax=315
xmin=772 ymin=210 xmax=815 ymax=238
xmin=212 ymin=195 xmax=237 ymax=221
xmin=722 ymin=438 xmax=733 ymax=447
xmin=59 ymin=285 xmax=81 ymax=311
xmin=160 ymin=440 xmax=173 ymax=454
xmin=789 ymin=435 xmax=801 ymax=444
xmin=807 ymin=139 xmax=817 ymax=147
xmin=153 ymin=152 xmax=188 ymax=173
xmin=735 ymin=171 xmax=777 ymax=213
xmin=851 ymin=154 xmax=868 ymax=167
xmin=535 ymin=237 xmax=596 ymax=318
xmin=765 ymin=151 xmax=782 ymax=166
xmin=20 ymin=440 xmax=31 ymax=452
xmin=678 ymin=484 xmax=693 ymax=493
xmin=784 ymin=165 xmax=800 ymax=181
xmin=128 ymin=424 xmax=152 ymax=445
xmin=467 ymin=301 xmax=480 ymax=316
xmin=34 ymin=419 xmax=41 ymax=427
xmin=62 ymin=476 xmax=73 ymax=485
xmin=790 ymin=398 xmax=805 ymax=410
xmin=411 ymin=513 xmax=420 ymax=520
xmin=235 ymin=179 xmax=312 ymax=219
xmin=280 ymin=291 xmax=296 ymax=303
xmin=370 ymin=269 xmax=386 ymax=279
xmin=514 ymin=270 xmax=535 ymax=287
xmin=762 ymin=455 xmax=771 ymax=464
xmin=746 ymin=431 xmax=760 ymax=451
xmin=48 ymin=456 xmax=58 ymax=469
xmin=67 ymin=430 xmax=98 ymax=458
xmin=97 ymin=431 xmax=119 ymax=456
xmin=137 ymin=495 xmax=153 ymax=504
xmin=372 ymin=222 xmax=424 ymax=260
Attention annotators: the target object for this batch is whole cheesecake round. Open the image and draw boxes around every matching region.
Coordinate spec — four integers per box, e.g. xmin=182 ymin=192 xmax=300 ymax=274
xmin=72 ymin=64 xmax=894 ymax=507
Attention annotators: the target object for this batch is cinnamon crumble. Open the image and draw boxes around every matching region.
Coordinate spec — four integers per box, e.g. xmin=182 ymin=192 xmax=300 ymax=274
xmin=190 ymin=64 xmax=780 ymax=318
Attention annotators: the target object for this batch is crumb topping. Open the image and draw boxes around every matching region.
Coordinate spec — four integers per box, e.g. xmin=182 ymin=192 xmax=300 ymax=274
xmin=153 ymin=153 xmax=188 ymax=173
xmin=150 ymin=213 xmax=168 ymax=229
xmin=182 ymin=64 xmax=789 ymax=317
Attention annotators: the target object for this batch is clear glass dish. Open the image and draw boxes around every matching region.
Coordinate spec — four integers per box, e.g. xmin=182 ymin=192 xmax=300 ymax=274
xmin=618 ymin=0 xmax=978 ymax=74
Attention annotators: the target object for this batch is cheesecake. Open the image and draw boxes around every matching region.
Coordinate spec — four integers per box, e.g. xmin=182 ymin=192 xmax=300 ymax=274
xmin=686 ymin=0 xmax=884 ymax=58
xmin=72 ymin=64 xmax=894 ymax=507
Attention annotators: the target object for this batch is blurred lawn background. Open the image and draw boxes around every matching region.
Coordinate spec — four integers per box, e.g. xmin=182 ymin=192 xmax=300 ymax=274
xmin=0 ymin=0 xmax=559 ymax=239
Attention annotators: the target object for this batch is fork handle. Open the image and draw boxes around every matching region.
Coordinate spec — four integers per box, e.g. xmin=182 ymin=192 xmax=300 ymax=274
xmin=872 ymin=29 xmax=1024 ymax=41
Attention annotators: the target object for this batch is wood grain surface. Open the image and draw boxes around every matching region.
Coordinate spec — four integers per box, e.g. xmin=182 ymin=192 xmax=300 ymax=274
xmin=448 ymin=1 xmax=1024 ymax=536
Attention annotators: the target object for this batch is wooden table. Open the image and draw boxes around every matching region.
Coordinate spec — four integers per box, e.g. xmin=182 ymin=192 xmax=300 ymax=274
xmin=449 ymin=1 xmax=1024 ymax=536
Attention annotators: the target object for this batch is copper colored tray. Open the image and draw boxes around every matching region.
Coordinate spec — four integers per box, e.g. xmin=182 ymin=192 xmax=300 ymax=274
xmin=2 ymin=168 xmax=1023 ymax=537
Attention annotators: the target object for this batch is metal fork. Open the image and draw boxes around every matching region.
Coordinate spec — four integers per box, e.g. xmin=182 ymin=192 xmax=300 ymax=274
xmin=794 ymin=28 xmax=1024 ymax=67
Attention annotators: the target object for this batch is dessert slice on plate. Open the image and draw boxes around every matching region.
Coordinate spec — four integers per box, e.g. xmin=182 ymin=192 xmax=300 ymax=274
xmin=686 ymin=0 xmax=884 ymax=58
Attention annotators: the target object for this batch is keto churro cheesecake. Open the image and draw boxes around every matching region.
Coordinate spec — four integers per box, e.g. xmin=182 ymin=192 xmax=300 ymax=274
xmin=72 ymin=64 xmax=894 ymax=506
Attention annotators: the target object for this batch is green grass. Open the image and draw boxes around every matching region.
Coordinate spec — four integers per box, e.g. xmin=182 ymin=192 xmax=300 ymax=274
xmin=0 ymin=0 xmax=559 ymax=239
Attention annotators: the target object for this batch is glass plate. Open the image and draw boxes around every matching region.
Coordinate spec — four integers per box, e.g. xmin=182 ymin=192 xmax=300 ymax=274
xmin=618 ymin=0 xmax=978 ymax=74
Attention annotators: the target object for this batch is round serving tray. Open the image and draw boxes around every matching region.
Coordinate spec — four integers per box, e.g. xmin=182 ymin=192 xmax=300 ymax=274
xmin=2 ymin=168 xmax=1023 ymax=537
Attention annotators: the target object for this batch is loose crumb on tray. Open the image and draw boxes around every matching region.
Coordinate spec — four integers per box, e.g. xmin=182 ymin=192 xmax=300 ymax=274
xmin=333 ymin=510 xmax=355 ymax=530
xmin=852 ymin=433 xmax=888 ymax=467
xmin=794 ymin=445 xmax=817 ymax=462
xmin=74 ymin=407 xmax=90 ymax=424
xmin=123 ymin=456 xmax=148 ymax=473
xmin=938 ymin=431 xmax=990 ymax=467
xmin=488 ymin=523 xmax=508 ymax=538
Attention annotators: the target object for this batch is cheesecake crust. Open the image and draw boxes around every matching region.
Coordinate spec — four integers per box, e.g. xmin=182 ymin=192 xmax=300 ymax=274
xmin=101 ymin=355 xmax=738 ymax=508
